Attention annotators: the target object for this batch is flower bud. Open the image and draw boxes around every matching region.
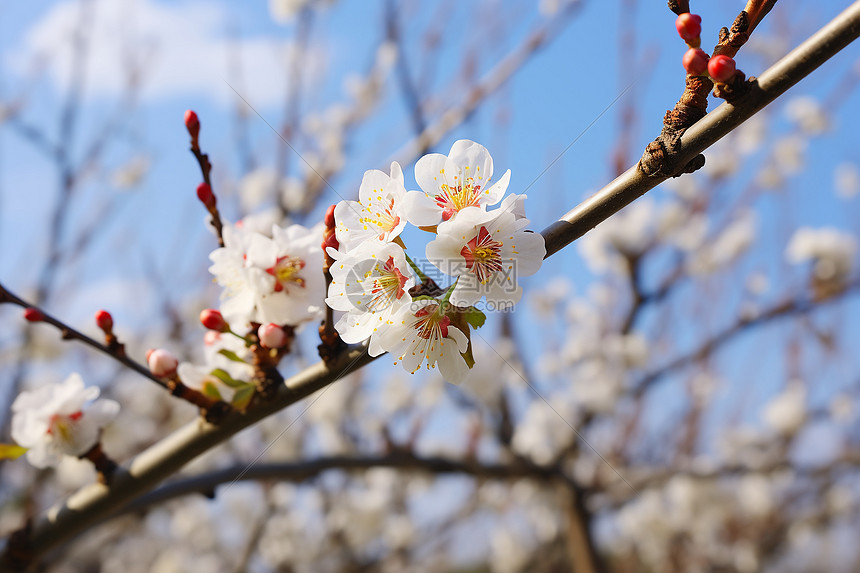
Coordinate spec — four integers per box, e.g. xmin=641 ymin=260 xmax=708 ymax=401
xmin=196 ymin=182 xmax=216 ymax=209
xmin=324 ymin=204 xmax=336 ymax=228
xmin=322 ymin=231 xmax=339 ymax=253
xmin=95 ymin=310 xmax=113 ymax=332
xmin=708 ymin=54 xmax=737 ymax=83
xmin=258 ymin=323 xmax=288 ymax=349
xmin=200 ymin=309 xmax=228 ymax=332
xmin=675 ymin=13 xmax=702 ymax=42
xmin=682 ymin=48 xmax=709 ymax=76
xmin=23 ymin=307 xmax=44 ymax=322
xmin=147 ymin=348 xmax=178 ymax=377
xmin=184 ymin=110 xmax=200 ymax=139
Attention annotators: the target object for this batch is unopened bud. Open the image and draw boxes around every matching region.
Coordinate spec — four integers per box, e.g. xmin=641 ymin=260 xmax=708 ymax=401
xmin=23 ymin=307 xmax=44 ymax=322
xmin=147 ymin=348 xmax=178 ymax=377
xmin=675 ymin=13 xmax=702 ymax=42
xmin=95 ymin=309 xmax=113 ymax=332
xmin=184 ymin=110 xmax=200 ymax=139
xmin=324 ymin=204 xmax=336 ymax=228
xmin=196 ymin=182 xmax=216 ymax=209
xmin=708 ymin=54 xmax=737 ymax=83
xmin=200 ymin=309 xmax=228 ymax=332
xmin=322 ymin=231 xmax=339 ymax=253
xmin=258 ymin=323 xmax=288 ymax=349
xmin=682 ymin=48 xmax=709 ymax=76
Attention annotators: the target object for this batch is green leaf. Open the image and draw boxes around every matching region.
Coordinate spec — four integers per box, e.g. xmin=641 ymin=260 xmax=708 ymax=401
xmin=231 ymin=385 xmax=256 ymax=411
xmin=463 ymin=307 xmax=486 ymax=330
xmin=461 ymin=340 xmax=476 ymax=369
xmin=217 ymin=349 xmax=247 ymax=363
xmin=201 ymin=380 xmax=223 ymax=401
xmin=209 ymin=368 xmax=248 ymax=388
xmin=0 ymin=444 xmax=28 ymax=460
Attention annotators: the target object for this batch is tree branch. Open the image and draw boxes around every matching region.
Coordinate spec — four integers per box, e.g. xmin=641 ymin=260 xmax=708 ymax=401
xmin=0 ymin=283 xmax=166 ymax=389
xmin=118 ymin=453 xmax=559 ymax=518
xmin=540 ymin=0 xmax=860 ymax=257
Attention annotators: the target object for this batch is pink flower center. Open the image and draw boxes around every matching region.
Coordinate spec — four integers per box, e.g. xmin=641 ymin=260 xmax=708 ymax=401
xmin=266 ymin=255 xmax=306 ymax=293
xmin=46 ymin=410 xmax=83 ymax=438
xmin=460 ymin=226 xmax=503 ymax=284
xmin=414 ymin=307 xmax=451 ymax=339
xmin=361 ymin=196 xmax=401 ymax=237
xmin=367 ymin=257 xmax=408 ymax=311
xmin=436 ymin=176 xmax=482 ymax=220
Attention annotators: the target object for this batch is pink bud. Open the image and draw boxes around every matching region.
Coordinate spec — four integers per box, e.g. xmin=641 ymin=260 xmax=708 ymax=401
xmin=95 ymin=309 xmax=113 ymax=332
xmin=200 ymin=309 xmax=228 ymax=332
xmin=258 ymin=323 xmax=288 ymax=349
xmin=196 ymin=182 xmax=216 ymax=209
xmin=322 ymin=232 xmax=339 ymax=253
xmin=675 ymin=13 xmax=702 ymax=42
xmin=708 ymin=54 xmax=737 ymax=83
xmin=23 ymin=307 xmax=44 ymax=322
xmin=147 ymin=348 xmax=178 ymax=377
xmin=682 ymin=48 xmax=709 ymax=76
xmin=204 ymin=331 xmax=221 ymax=345
xmin=184 ymin=110 xmax=200 ymax=138
xmin=324 ymin=204 xmax=336 ymax=228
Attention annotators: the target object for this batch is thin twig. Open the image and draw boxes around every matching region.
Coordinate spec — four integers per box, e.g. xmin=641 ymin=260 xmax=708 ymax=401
xmin=119 ymin=453 xmax=560 ymax=516
xmin=0 ymin=282 xmax=167 ymax=389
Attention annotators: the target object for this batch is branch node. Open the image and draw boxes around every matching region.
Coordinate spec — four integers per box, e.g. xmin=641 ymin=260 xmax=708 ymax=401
xmin=80 ymin=442 xmax=118 ymax=485
xmin=713 ymin=71 xmax=752 ymax=103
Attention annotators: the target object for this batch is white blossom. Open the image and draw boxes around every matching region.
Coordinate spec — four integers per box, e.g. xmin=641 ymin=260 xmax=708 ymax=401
xmin=333 ymin=162 xmax=409 ymax=252
xmin=210 ymin=222 xmax=324 ymax=329
xmin=406 ymin=139 xmax=511 ymax=225
xmin=785 ymin=96 xmax=829 ymax=135
xmin=835 ymin=162 xmax=860 ymax=199
xmin=687 ymin=210 xmax=756 ymax=275
xmin=326 ymin=241 xmax=415 ymax=356
xmin=425 ymin=206 xmax=545 ymax=307
xmin=762 ymin=380 xmax=806 ymax=436
xmin=376 ymin=299 xmax=470 ymax=383
xmin=11 ymin=374 xmax=119 ymax=468
xmin=238 ymin=168 xmax=280 ymax=212
xmin=786 ymin=227 xmax=857 ymax=283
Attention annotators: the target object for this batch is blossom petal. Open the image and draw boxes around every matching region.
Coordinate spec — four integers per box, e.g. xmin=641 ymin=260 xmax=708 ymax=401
xmin=448 ymin=139 xmax=494 ymax=183
xmin=402 ymin=190 xmax=441 ymax=227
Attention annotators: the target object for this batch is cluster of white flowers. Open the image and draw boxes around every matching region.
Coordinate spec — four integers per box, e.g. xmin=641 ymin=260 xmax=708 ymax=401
xmin=613 ymin=474 xmax=780 ymax=572
xmin=327 ymin=140 xmax=546 ymax=383
xmin=209 ymin=222 xmax=324 ymax=330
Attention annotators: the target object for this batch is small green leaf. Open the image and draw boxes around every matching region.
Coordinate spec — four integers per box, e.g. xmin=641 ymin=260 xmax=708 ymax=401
xmin=461 ymin=341 xmax=476 ymax=369
xmin=463 ymin=307 xmax=486 ymax=330
xmin=217 ymin=349 xmax=247 ymax=363
xmin=209 ymin=368 xmax=248 ymax=388
xmin=231 ymin=385 xmax=256 ymax=411
xmin=201 ymin=380 xmax=223 ymax=401
xmin=0 ymin=444 xmax=28 ymax=460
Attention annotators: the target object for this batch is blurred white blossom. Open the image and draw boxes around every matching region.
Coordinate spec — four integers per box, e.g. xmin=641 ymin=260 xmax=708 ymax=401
xmin=786 ymin=227 xmax=856 ymax=284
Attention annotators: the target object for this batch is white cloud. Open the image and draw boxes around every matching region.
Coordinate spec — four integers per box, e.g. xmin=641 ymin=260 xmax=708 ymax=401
xmin=6 ymin=0 xmax=324 ymax=108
